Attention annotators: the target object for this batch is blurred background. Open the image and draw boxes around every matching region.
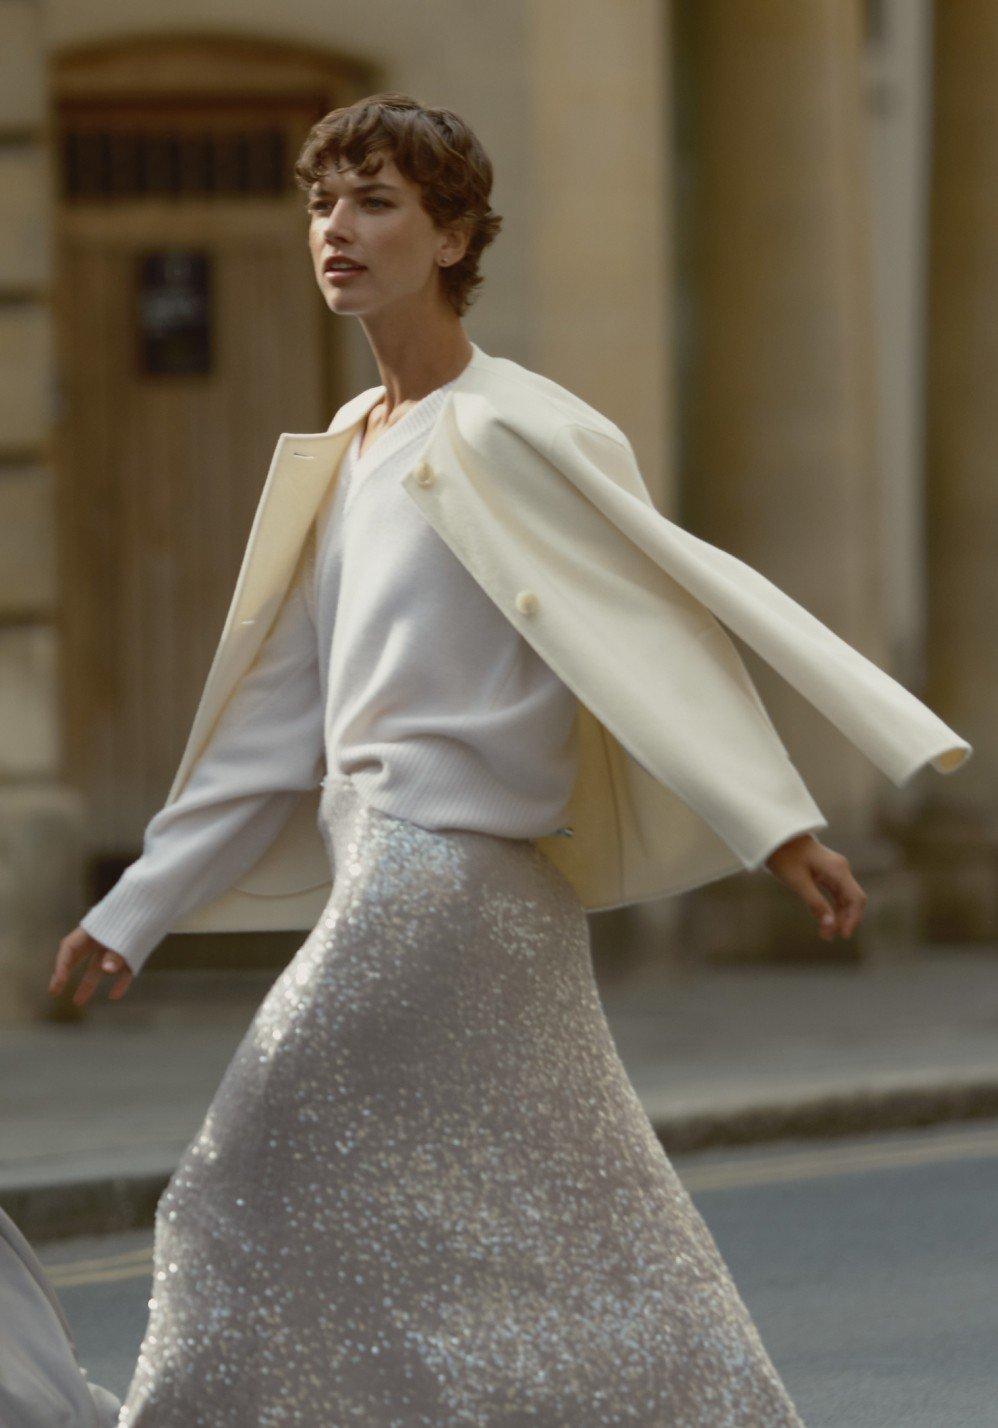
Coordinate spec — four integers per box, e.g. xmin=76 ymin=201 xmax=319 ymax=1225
xmin=2 ymin=0 xmax=992 ymax=1012
xmin=1 ymin=4 xmax=997 ymax=1416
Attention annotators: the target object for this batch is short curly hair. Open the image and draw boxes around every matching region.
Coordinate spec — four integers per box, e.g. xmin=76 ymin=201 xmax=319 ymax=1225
xmin=294 ymin=92 xmax=503 ymax=317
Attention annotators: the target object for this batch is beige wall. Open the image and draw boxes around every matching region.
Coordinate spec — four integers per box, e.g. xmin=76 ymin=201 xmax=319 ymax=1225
xmin=0 ymin=0 xmax=86 ymax=1021
xmin=0 ymin=5 xmax=61 ymax=773
xmin=527 ymin=0 xmax=672 ymax=506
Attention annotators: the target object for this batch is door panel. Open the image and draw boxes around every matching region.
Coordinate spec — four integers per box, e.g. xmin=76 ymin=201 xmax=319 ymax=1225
xmin=56 ymin=201 xmax=326 ymax=858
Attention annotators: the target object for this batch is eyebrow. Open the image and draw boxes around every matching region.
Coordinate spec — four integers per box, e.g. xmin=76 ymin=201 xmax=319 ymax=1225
xmin=308 ymin=181 xmax=401 ymax=197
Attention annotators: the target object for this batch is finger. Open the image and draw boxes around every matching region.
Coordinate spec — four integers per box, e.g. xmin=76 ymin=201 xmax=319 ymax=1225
xmin=71 ymin=952 xmax=105 ymax=1007
xmin=785 ymin=868 xmax=838 ymax=937
xmin=93 ymin=949 xmax=133 ymax=997
xmin=106 ymin=966 xmax=133 ymax=999
xmin=49 ymin=935 xmax=91 ymax=993
xmin=815 ymin=866 xmax=867 ymax=937
xmin=813 ymin=872 xmax=847 ymax=936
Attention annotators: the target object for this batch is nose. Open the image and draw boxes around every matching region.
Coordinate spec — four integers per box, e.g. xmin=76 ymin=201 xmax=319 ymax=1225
xmin=317 ymin=204 xmax=351 ymax=250
xmin=323 ymin=199 xmax=354 ymax=232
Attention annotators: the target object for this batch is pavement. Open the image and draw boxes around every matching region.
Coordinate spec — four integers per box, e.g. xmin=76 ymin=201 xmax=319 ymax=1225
xmin=3 ymin=940 xmax=998 ymax=1243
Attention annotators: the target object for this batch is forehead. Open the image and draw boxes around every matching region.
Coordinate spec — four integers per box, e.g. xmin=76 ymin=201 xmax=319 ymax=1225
xmin=309 ymin=156 xmax=407 ymax=194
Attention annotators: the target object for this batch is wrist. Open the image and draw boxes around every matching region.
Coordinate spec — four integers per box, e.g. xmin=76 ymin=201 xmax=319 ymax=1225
xmin=765 ymin=830 xmax=818 ymax=872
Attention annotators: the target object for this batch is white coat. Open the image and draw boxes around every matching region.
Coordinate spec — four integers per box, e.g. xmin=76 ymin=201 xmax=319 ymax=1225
xmin=166 ymin=345 xmax=971 ymax=934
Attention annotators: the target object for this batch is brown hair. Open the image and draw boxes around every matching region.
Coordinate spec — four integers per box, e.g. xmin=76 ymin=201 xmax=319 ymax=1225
xmin=294 ymin=92 xmax=503 ymax=317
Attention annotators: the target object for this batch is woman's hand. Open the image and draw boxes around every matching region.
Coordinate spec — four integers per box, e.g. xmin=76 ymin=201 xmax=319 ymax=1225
xmin=49 ymin=928 xmax=134 ymax=1005
xmin=764 ymin=833 xmax=867 ymax=940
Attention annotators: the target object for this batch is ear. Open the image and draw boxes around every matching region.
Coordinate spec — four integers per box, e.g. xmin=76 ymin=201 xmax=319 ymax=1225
xmin=439 ymin=217 xmax=472 ymax=267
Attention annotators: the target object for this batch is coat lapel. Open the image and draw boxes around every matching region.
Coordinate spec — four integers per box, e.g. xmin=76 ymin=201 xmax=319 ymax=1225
xmin=166 ymin=387 xmax=385 ymax=802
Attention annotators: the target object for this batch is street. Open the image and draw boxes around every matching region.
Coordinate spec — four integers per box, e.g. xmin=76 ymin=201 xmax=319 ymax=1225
xmin=39 ymin=1116 xmax=998 ymax=1426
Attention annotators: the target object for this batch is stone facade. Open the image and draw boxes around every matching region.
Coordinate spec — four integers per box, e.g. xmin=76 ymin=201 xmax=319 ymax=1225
xmin=0 ymin=0 xmax=991 ymax=1021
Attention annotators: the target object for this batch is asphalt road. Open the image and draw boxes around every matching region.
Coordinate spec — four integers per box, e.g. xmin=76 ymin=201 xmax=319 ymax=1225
xmin=38 ymin=1118 xmax=998 ymax=1426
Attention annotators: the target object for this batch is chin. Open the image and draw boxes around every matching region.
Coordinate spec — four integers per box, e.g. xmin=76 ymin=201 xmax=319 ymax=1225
xmin=326 ymin=296 xmax=373 ymax=316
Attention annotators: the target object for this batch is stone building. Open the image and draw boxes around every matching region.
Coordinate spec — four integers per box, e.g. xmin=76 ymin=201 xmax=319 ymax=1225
xmin=0 ymin=0 xmax=991 ymax=1021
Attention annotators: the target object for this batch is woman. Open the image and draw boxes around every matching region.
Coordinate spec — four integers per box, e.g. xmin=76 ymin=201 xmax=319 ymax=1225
xmin=48 ymin=94 xmax=872 ymax=1424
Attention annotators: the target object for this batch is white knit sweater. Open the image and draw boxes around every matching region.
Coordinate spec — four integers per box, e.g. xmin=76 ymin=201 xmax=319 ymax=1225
xmin=79 ymin=351 xmax=579 ymax=975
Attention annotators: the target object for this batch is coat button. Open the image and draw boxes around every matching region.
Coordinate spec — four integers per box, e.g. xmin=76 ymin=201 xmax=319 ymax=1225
xmin=414 ymin=460 xmax=436 ymax=487
xmin=515 ymin=589 xmax=539 ymax=615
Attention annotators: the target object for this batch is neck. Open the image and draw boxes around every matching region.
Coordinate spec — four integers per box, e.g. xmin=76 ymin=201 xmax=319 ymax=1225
xmin=358 ymin=315 xmax=475 ymax=413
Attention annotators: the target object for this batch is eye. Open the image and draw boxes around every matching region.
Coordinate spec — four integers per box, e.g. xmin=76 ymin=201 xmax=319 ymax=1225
xmin=308 ymin=197 xmax=391 ymax=213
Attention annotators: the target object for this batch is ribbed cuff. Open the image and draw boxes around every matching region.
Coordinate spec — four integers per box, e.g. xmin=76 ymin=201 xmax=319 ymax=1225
xmin=78 ymin=869 xmax=189 ymax=976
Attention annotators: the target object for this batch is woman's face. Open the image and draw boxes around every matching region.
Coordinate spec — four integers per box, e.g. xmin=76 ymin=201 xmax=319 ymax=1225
xmin=307 ymin=153 xmax=466 ymax=318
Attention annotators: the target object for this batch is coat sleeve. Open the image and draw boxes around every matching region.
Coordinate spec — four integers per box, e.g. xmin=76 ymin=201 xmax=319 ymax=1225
xmin=78 ymin=547 xmax=325 ymax=977
xmin=550 ymin=421 xmax=973 ymax=791
xmin=530 ymin=419 xmax=971 ymax=876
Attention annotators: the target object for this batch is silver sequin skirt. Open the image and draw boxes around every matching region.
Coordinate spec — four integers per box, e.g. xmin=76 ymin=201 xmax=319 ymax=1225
xmin=118 ymin=773 xmax=806 ymax=1426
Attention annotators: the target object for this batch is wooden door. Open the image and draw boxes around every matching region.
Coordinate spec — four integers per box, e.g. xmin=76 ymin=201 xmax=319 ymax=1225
xmin=51 ymin=82 xmax=349 ymax=882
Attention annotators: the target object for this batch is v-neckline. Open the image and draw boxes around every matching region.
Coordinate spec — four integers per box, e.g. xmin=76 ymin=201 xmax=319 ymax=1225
xmin=348 ymin=401 xmax=429 ymax=490
xmin=351 ymin=345 xmax=480 ymax=469
xmin=355 ymin=405 xmax=393 ymax=463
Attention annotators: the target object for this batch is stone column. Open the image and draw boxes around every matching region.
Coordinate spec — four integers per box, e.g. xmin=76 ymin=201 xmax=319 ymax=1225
xmin=676 ymin=0 xmax=915 ymax=963
xmin=525 ymin=0 xmax=672 ymax=508
xmin=526 ymin=0 xmax=680 ymax=981
xmin=906 ymin=0 xmax=998 ymax=940
xmin=0 ymin=0 xmax=86 ymax=1022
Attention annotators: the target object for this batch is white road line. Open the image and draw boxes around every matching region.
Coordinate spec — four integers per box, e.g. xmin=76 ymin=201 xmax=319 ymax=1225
xmin=675 ymin=1125 xmax=998 ymax=1192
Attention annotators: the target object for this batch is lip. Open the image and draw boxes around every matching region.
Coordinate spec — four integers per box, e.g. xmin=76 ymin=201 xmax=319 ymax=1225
xmin=323 ymin=259 xmax=367 ymax=276
xmin=325 ymin=267 xmax=366 ymax=283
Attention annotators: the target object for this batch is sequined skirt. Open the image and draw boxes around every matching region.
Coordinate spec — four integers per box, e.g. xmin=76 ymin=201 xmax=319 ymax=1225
xmin=117 ymin=774 xmax=806 ymax=1426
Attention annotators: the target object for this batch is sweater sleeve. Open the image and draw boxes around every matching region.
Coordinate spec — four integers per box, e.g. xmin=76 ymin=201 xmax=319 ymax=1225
xmin=78 ymin=545 xmax=324 ymax=977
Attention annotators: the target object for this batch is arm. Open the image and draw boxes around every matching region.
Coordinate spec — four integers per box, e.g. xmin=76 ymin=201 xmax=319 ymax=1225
xmin=546 ymin=421 xmax=891 ymax=940
xmin=51 ymin=544 xmax=324 ymax=994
